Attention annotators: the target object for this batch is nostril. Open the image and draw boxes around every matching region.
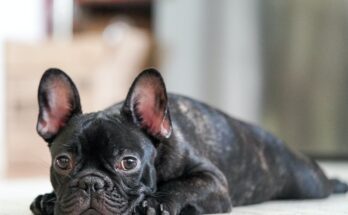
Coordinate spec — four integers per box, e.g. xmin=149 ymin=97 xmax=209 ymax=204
xmin=94 ymin=180 xmax=105 ymax=191
xmin=78 ymin=180 xmax=89 ymax=191
xmin=78 ymin=176 xmax=106 ymax=193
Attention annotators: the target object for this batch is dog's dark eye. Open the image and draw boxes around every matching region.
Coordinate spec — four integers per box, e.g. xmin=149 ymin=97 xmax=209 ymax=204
xmin=119 ymin=157 xmax=138 ymax=171
xmin=55 ymin=155 xmax=71 ymax=170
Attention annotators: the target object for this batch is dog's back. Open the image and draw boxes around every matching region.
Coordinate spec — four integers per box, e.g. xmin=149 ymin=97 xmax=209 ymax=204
xmin=165 ymin=94 xmax=347 ymax=205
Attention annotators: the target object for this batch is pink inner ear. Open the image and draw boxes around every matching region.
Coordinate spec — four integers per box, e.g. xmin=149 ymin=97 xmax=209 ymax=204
xmin=132 ymin=78 xmax=171 ymax=138
xmin=37 ymin=79 xmax=73 ymax=137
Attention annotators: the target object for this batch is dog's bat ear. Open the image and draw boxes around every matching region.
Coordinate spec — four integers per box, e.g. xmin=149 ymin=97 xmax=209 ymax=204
xmin=122 ymin=68 xmax=172 ymax=139
xmin=37 ymin=68 xmax=82 ymax=143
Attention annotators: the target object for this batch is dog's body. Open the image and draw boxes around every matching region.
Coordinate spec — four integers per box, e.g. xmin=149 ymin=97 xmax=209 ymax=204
xmin=31 ymin=69 xmax=347 ymax=215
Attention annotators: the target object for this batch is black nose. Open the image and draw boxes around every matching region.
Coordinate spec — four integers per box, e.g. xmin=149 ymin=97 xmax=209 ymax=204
xmin=78 ymin=176 xmax=106 ymax=193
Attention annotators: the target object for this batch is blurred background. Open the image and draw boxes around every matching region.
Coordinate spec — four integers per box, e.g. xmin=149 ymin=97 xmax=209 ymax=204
xmin=0 ymin=0 xmax=347 ymax=182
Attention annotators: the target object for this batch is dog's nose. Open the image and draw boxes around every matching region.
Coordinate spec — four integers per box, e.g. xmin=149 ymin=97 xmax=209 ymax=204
xmin=78 ymin=176 xmax=106 ymax=193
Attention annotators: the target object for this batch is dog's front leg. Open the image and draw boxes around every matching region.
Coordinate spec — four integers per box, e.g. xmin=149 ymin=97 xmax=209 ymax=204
xmin=30 ymin=192 xmax=56 ymax=215
xmin=137 ymin=165 xmax=232 ymax=215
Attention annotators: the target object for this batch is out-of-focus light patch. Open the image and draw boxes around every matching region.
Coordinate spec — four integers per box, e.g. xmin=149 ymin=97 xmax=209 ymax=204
xmin=0 ymin=0 xmax=45 ymax=41
xmin=102 ymin=20 xmax=131 ymax=47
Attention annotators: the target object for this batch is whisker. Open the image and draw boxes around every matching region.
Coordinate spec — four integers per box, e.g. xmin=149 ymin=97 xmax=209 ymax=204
xmin=60 ymin=198 xmax=78 ymax=209
xmin=150 ymin=191 xmax=170 ymax=198
xmin=58 ymin=192 xmax=76 ymax=203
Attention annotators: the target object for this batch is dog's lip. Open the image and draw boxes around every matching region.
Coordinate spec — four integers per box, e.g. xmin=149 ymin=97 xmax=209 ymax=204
xmin=80 ymin=208 xmax=101 ymax=215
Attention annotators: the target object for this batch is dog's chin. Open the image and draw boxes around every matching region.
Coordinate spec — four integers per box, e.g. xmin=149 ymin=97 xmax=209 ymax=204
xmin=56 ymin=191 xmax=144 ymax=215
xmin=58 ymin=202 xmax=137 ymax=215
xmin=80 ymin=208 xmax=102 ymax=215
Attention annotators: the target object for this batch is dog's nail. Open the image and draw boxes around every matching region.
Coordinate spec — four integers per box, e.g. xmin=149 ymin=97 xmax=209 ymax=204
xmin=142 ymin=200 xmax=148 ymax=208
xmin=40 ymin=199 xmax=44 ymax=211
xmin=162 ymin=211 xmax=170 ymax=215
xmin=160 ymin=204 xmax=170 ymax=215
xmin=147 ymin=207 xmax=156 ymax=215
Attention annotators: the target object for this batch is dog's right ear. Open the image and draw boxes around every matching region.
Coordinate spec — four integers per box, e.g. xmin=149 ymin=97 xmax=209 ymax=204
xmin=122 ymin=69 xmax=172 ymax=140
xmin=37 ymin=68 xmax=82 ymax=143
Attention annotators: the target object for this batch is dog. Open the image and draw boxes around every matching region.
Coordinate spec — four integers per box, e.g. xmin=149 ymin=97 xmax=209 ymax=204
xmin=30 ymin=68 xmax=347 ymax=215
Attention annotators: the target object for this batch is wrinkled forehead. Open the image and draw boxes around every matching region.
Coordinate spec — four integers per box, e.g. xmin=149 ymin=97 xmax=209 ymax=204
xmin=51 ymin=113 xmax=148 ymax=158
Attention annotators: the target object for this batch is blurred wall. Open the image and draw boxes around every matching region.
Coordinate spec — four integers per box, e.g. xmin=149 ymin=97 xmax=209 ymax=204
xmin=155 ymin=0 xmax=348 ymax=158
xmin=155 ymin=0 xmax=263 ymax=124
xmin=261 ymin=0 xmax=348 ymax=157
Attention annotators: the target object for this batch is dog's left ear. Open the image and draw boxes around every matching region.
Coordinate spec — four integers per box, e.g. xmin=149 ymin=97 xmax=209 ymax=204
xmin=37 ymin=68 xmax=82 ymax=143
xmin=122 ymin=69 xmax=172 ymax=139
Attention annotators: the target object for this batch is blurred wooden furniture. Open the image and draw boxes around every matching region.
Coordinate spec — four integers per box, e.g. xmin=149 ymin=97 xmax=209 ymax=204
xmin=5 ymin=24 xmax=152 ymax=178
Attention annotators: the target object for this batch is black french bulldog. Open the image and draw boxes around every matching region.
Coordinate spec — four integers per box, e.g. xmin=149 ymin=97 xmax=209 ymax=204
xmin=31 ymin=68 xmax=347 ymax=215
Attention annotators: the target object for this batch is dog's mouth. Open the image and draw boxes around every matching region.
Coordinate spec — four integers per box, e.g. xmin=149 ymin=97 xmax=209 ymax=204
xmin=57 ymin=190 xmax=142 ymax=215
xmin=80 ymin=208 xmax=101 ymax=215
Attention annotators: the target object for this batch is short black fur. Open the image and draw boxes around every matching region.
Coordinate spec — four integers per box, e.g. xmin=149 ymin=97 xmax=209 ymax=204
xmin=31 ymin=68 xmax=348 ymax=215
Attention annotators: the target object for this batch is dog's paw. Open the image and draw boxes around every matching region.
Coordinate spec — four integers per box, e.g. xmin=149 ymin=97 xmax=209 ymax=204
xmin=30 ymin=192 xmax=56 ymax=215
xmin=134 ymin=197 xmax=176 ymax=215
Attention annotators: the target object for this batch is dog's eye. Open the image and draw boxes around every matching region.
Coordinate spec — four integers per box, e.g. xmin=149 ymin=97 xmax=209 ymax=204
xmin=119 ymin=157 xmax=138 ymax=171
xmin=55 ymin=155 xmax=72 ymax=170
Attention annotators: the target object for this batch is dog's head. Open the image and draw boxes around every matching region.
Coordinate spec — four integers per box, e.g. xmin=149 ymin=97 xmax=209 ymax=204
xmin=36 ymin=69 xmax=172 ymax=215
